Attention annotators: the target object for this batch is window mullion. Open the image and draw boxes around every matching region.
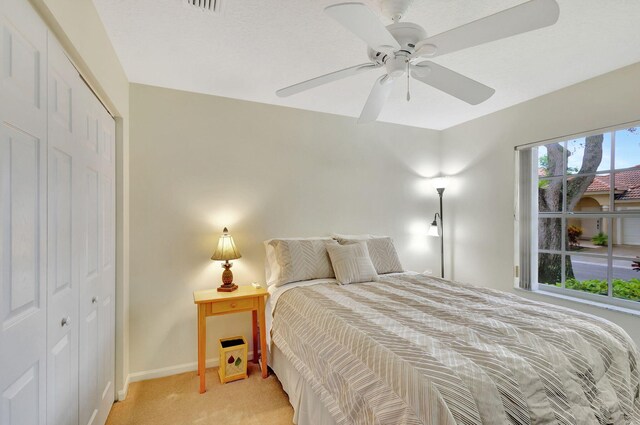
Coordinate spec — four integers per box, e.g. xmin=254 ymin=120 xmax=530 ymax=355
xmin=608 ymin=131 xmax=616 ymax=298
xmin=607 ymin=217 xmax=613 ymax=297
xmin=561 ymin=141 xmax=567 ymax=288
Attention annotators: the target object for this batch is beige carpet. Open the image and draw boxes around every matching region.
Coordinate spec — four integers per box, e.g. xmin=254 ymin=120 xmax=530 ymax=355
xmin=106 ymin=364 xmax=294 ymax=425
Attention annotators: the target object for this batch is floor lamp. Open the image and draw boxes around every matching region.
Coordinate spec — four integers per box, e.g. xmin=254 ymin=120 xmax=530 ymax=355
xmin=428 ymin=178 xmax=446 ymax=278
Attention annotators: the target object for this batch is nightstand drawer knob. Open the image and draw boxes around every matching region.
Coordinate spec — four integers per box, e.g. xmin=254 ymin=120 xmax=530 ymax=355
xmin=230 ymin=302 xmax=236 ymax=308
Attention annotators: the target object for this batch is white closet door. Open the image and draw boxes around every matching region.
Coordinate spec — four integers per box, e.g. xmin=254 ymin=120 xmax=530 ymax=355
xmin=96 ymin=107 xmax=115 ymax=425
xmin=1 ymin=1 xmax=116 ymax=424
xmin=77 ymin=78 xmax=115 ymax=425
xmin=46 ymin=35 xmax=79 ymax=425
xmin=77 ymin=84 xmax=101 ymax=425
xmin=0 ymin=0 xmax=48 ymax=424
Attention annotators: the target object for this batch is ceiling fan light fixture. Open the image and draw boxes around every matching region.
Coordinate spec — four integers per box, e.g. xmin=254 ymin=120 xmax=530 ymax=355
xmin=385 ymin=55 xmax=408 ymax=78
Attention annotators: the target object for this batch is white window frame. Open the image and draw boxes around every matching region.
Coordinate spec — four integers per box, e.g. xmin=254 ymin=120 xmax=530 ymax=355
xmin=515 ymin=120 xmax=640 ymax=310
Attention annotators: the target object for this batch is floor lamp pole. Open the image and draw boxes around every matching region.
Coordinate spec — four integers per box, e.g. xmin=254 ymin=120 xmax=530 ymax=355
xmin=437 ymin=187 xmax=444 ymax=278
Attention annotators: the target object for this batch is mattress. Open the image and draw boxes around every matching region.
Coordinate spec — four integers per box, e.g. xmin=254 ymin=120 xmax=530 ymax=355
xmin=268 ymin=273 xmax=640 ymax=424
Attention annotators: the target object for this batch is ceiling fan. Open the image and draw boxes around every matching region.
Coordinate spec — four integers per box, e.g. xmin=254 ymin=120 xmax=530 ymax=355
xmin=276 ymin=0 xmax=560 ymax=123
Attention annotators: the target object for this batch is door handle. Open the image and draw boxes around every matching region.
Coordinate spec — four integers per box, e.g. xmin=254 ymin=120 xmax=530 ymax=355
xmin=61 ymin=316 xmax=71 ymax=327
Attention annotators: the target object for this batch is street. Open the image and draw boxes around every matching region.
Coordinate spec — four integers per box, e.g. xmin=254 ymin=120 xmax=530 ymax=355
xmin=572 ymin=260 xmax=639 ymax=281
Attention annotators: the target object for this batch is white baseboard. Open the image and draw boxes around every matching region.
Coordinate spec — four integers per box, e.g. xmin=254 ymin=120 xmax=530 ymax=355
xmin=117 ymin=375 xmax=130 ymax=401
xmin=122 ymin=352 xmax=256 ymax=391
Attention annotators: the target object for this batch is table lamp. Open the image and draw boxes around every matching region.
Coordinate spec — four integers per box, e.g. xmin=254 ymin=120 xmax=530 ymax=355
xmin=211 ymin=227 xmax=242 ymax=292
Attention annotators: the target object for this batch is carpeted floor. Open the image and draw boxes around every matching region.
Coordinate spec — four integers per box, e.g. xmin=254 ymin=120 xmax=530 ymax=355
xmin=106 ymin=364 xmax=294 ymax=425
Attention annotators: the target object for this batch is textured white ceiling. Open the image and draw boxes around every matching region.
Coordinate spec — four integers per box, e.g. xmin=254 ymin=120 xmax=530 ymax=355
xmin=92 ymin=0 xmax=640 ymax=130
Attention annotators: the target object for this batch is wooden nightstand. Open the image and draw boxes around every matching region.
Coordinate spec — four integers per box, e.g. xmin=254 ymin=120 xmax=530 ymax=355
xmin=193 ymin=285 xmax=268 ymax=393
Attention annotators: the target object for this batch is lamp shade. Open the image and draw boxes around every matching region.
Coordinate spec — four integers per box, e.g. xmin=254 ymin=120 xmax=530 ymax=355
xmin=211 ymin=227 xmax=242 ymax=261
xmin=431 ymin=176 xmax=448 ymax=190
xmin=427 ymin=221 xmax=441 ymax=237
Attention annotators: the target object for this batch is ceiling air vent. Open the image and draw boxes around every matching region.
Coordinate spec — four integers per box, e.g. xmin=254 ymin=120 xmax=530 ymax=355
xmin=185 ymin=0 xmax=224 ymax=14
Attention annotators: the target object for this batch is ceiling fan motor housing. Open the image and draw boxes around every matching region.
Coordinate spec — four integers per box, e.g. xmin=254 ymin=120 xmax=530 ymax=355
xmin=368 ymin=22 xmax=427 ymax=63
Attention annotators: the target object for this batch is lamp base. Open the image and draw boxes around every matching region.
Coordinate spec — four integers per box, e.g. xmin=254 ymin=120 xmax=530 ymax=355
xmin=217 ymin=261 xmax=237 ymax=292
xmin=217 ymin=283 xmax=238 ymax=292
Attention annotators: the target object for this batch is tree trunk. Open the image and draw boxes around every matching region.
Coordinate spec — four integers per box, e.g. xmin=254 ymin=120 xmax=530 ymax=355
xmin=537 ymin=134 xmax=603 ymax=284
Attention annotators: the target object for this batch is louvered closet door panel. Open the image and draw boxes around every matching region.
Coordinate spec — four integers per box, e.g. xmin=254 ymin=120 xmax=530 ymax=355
xmin=46 ymin=35 xmax=79 ymax=425
xmin=0 ymin=0 xmax=48 ymax=424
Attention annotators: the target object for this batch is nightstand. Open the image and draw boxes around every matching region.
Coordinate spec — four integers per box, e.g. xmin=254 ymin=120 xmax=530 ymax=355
xmin=193 ymin=285 xmax=268 ymax=393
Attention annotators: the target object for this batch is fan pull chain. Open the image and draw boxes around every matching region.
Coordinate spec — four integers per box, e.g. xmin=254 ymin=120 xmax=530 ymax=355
xmin=406 ymin=61 xmax=411 ymax=102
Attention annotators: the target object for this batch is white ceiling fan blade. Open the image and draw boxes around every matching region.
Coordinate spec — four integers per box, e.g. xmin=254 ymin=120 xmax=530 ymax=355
xmin=414 ymin=0 xmax=559 ymax=58
xmin=411 ymin=61 xmax=495 ymax=105
xmin=276 ymin=63 xmax=379 ymax=97
xmin=325 ymin=3 xmax=401 ymax=54
xmin=358 ymin=75 xmax=395 ymax=124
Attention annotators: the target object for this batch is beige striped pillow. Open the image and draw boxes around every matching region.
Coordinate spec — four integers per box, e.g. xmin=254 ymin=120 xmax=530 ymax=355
xmin=267 ymin=239 xmax=336 ymax=287
xmin=326 ymin=242 xmax=378 ymax=285
xmin=336 ymin=237 xmax=403 ymax=274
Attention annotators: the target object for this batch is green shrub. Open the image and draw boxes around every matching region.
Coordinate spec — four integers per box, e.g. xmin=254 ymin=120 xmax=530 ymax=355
xmin=550 ymin=277 xmax=640 ymax=302
xmin=563 ymin=278 xmax=607 ymax=295
xmin=591 ymin=232 xmax=608 ymax=246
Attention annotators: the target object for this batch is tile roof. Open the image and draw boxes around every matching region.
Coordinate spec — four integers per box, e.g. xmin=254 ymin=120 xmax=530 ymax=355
xmin=585 ymin=165 xmax=640 ymax=200
xmin=622 ymin=187 xmax=640 ymax=200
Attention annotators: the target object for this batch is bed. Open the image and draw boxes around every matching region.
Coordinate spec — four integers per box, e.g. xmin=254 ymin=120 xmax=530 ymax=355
xmin=266 ymin=272 xmax=640 ymax=425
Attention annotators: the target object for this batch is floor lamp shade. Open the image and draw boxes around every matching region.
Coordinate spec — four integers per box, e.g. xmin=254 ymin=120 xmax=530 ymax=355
xmin=211 ymin=227 xmax=241 ymax=292
xmin=431 ymin=176 xmax=448 ymax=190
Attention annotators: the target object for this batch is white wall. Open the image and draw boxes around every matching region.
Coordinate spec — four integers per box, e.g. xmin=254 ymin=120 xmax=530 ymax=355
xmin=441 ymin=62 xmax=640 ymax=344
xmin=29 ymin=0 xmax=130 ymax=398
xmin=129 ymin=84 xmax=442 ymax=378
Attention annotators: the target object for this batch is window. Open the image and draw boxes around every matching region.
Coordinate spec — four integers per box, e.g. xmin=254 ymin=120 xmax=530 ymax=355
xmin=517 ymin=125 xmax=640 ymax=308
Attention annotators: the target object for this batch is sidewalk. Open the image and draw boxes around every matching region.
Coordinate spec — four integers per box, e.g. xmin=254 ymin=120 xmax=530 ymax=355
xmin=572 ymin=242 xmax=640 ymax=258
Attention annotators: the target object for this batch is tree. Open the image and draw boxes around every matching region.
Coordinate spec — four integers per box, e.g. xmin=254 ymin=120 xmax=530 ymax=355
xmin=539 ymin=154 xmax=578 ymax=176
xmin=538 ymin=135 xmax=603 ymax=284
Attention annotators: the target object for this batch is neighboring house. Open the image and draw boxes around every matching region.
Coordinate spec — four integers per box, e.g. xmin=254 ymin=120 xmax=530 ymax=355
xmin=571 ymin=165 xmax=640 ymax=245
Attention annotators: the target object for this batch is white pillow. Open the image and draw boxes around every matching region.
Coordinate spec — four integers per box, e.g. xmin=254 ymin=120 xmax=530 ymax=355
xmin=264 ymin=238 xmax=336 ymax=287
xmin=326 ymin=242 xmax=378 ymax=285
xmin=335 ymin=236 xmax=403 ymax=275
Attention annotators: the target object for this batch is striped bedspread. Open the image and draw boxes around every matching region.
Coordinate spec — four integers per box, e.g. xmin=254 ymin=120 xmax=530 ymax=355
xmin=271 ymin=273 xmax=640 ymax=424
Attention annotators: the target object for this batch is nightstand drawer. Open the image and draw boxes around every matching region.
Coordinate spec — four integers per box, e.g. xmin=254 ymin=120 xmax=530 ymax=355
xmin=211 ymin=298 xmax=255 ymax=314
